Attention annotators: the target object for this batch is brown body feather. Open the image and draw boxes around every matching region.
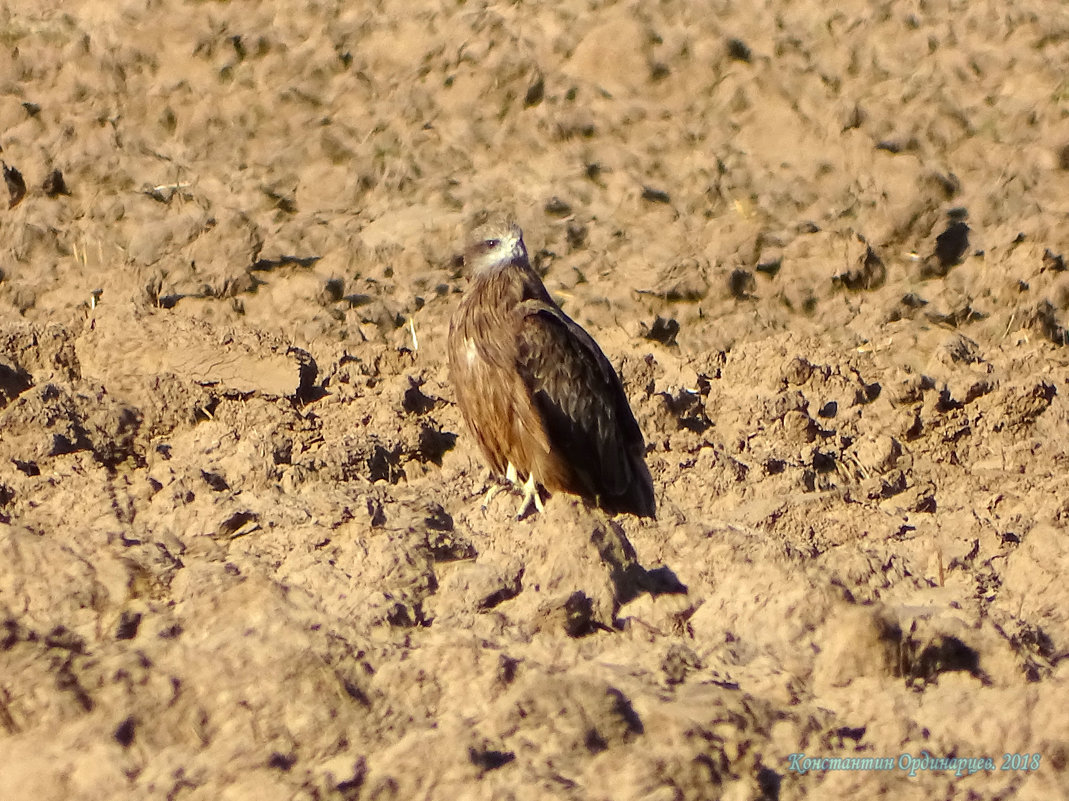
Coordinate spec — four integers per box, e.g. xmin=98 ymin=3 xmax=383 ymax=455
xmin=448 ymin=224 xmax=655 ymax=517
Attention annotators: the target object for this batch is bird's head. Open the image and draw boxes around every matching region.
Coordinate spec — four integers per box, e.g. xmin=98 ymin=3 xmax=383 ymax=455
xmin=464 ymin=221 xmax=529 ymax=275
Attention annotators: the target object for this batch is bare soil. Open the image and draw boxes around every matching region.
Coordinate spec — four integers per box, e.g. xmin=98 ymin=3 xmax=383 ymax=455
xmin=1 ymin=1 xmax=1068 ymax=799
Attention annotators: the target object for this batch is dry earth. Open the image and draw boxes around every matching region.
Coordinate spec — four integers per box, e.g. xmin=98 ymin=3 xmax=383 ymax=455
xmin=2 ymin=1 xmax=1069 ymax=799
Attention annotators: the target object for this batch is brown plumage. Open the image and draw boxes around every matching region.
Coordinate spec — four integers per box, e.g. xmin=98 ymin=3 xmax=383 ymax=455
xmin=447 ymin=222 xmax=655 ymax=518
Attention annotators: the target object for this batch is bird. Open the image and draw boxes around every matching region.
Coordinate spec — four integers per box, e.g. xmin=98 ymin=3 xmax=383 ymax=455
xmin=447 ymin=221 xmax=655 ymax=519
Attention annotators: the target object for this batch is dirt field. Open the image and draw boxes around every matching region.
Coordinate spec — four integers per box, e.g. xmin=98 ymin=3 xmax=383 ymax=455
xmin=1 ymin=1 xmax=1068 ymax=798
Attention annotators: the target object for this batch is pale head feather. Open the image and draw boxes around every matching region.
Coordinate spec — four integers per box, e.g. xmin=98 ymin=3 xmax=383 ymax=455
xmin=464 ymin=220 xmax=529 ymax=275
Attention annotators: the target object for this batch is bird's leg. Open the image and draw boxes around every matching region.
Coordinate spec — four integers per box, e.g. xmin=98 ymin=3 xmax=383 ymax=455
xmin=480 ymin=484 xmax=502 ymax=510
xmin=515 ymin=471 xmax=545 ymax=519
xmin=481 ymin=463 xmax=519 ymax=510
xmin=482 ymin=463 xmax=544 ymax=518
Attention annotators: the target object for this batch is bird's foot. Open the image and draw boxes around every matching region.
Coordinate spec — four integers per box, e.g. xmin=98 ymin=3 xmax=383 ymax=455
xmin=481 ymin=463 xmax=519 ymax=511
xmin=480 ymin=463 xmax=544 ymax=518
xmin=515 ymin=471 xmax=545 ymax=520
xmin=480 ymin=483 xmax=503 ymax=510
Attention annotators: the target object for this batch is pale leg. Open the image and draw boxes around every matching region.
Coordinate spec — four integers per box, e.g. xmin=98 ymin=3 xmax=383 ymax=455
xmin=480 ymin=484 xmax=502 ymax=509
xmin=481 ymin=463 xmax=519 ymax=510
xmin=515 ymin=471 xmax=545 ymax=519
xmin=482 ymin=463 xmax=544 ymax=518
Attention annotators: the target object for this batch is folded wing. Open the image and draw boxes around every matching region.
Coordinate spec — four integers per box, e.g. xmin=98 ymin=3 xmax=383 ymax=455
xmin=514 ymin=302 xmax=655 ymax=517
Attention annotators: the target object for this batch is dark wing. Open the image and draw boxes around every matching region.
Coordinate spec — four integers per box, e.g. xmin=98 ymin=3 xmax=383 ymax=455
xmin=515 ymin=302 xmax=655 ymax=517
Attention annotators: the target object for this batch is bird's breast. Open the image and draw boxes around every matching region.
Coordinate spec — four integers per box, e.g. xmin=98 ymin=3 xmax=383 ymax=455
xmin=463 ymin=336 xmax=479 ymax=366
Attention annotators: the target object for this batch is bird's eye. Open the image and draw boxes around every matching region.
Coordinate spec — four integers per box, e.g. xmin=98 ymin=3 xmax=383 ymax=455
xmin=484 ymin=238 xmax=500 ymax=249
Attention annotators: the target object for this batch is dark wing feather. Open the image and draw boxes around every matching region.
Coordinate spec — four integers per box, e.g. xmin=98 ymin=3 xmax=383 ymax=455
xmin=515 ymin=303 xmax=654 ymax=516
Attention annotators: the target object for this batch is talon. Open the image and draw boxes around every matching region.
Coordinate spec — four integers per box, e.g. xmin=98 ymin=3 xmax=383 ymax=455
xmin=481 ymin=484 xmax=502 ymax=510
xmin=515 ymin=472 xmax=545 ymax=519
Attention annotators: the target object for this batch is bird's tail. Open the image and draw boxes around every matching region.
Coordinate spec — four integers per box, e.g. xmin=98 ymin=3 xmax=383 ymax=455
xmin=606 ymin=450 xmax=656 ymax=518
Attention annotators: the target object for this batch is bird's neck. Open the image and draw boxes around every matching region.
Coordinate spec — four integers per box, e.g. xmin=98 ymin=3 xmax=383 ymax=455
xmin=468 ymin=259 xmax=552 ymax=310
